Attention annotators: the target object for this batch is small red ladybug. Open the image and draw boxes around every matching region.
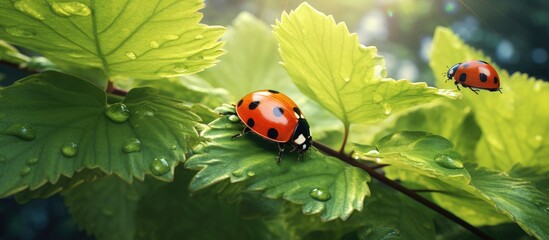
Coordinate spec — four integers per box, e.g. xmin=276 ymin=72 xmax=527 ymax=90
xmin=231 ymin=90 xmax=312 ymax=163
xmin=446 ymin=60 xmax=502 ymax=94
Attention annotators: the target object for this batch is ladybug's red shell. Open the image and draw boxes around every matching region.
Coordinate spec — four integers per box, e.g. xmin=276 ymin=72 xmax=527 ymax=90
xmin=447 ymin=60 xmax=501 ymax=92
xmin=236 ymin=90 xmax=306 ymax=143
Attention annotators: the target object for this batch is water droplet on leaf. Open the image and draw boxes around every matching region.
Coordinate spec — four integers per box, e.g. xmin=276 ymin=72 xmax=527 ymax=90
xmin=194 ymin=34 xmax=204 ymax=40
xmin=3 ymin=123 xmax=36 ymax=141
xmin=125 ymin=51 xmax=137 ymax=59
xmin=20 ymin=166 xmax=31 ymax=176
xmin=149 ymin=40 xmax=159 ymax=48
xmin=383 ymin=103 xmax=392 ymax=115
xmin=231 ymin=169 xmax=243 ymax=177
xmin=172 ymin=64 xmax=188 ymax=73
xmin=105 ymin=103 xmax=130 ymax=123
xmin=246 ymin=171 xmax=255 ymax=177
xmin=228 ymin=115 xmax=240 ymax=122
xmin=150 ymin=157 xmax=170 ymax=176
xmin=14 ymin=0 xmax=45 ymax=20
xmin=434 ymin=153 xmax=463 ymax=169
xmin=5 ymin=26 xmax=36 ymax=38
xmin=188 ymin=55 xmax=203 ymax=61
xmin=343 ymin=77 xmax=351 ymax=83
xmin=310 ymin=187 xmax=331 ymax=201
xmin=121 ymin=138 xmax=141 ymax=153
xmin=61 ymin=143 xmax=78 ymax=157
xmin=50 ymin=1 xmax=91 ymax=17
xmin=26 ymin=158 xmax=39 ymax=165
xmin=169 ymin=145 xmax=177 ymax=150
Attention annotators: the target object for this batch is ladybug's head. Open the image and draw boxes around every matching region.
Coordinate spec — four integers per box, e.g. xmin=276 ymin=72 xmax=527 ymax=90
xmin=446 ymin=63 xmax=461 ymax=80
xmin=292 ymin=119 xmax=312 ymax=153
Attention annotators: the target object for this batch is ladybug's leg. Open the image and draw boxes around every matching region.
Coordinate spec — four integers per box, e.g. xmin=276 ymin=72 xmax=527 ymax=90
xmin=468 ymin=87 xmax=479 ymax=95
xmin=277 ymin=143 xmax=285 ymax=164
xmin=231 ymin=127 xmax=251 ymax=140
xmin=454 ymin=81 xmax=461 ymax=91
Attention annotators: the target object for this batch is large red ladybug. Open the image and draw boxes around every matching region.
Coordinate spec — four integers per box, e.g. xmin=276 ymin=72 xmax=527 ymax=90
xmin=446 ymin=60 xmax=502 ymax=94
xmin=232 ymin=90 xmax=312 ymax=163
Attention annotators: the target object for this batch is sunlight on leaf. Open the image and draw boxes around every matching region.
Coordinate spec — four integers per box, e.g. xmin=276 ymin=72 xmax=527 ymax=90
xmin=273 ymin=3 xmax=459 ymax=126
xmin=0 ymin=39 xmax=29 ymax=64
xmin=430 ymin=27 xmax=549 ymax=171
xmin=185 ymin=110 xmax=370 ymax=221
xmin=0 ymin=71 xmax=201 ymax=197
xmin=0 ymin=0 xmax=225 ymax=79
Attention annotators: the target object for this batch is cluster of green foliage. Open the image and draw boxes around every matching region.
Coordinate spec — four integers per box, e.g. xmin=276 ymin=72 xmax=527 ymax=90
xmin=1 ymin=1 xmax=548 ymax=239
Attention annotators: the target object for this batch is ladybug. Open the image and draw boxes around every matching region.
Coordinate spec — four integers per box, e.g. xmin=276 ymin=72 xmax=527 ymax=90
xmin=446 ymin=60 xmax=502 ymax=94
xmin=231 ymin=90 xmax=312 ymax=163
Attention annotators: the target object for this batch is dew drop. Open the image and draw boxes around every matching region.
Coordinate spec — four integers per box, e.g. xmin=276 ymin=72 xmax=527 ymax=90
xmin=149 ymin=40 xmax=159 ymax=49
xmin=246 ymin=171 xmax=255 ymax=177
xmin=121 ymin=138 xmax=141 ymax=153
xmin=61 ymin=142 xmax=78 ymax=157
xmin=434 ymin=153 xmax=464 ymax=169
xmin=149 ymin=157 xmax=170 ymax=176
xmin=231 ymin=169 xmax=243 ymax=177
xmin=14 ymin=0 xmax=45 ymax=20
xmin=125 ymin=51 xmax=137 ymax=60
xmin=105 ymin=103 xmax=130 ymax=123
xmin=172 ymin=64 xmax=188 ymax=73
xmin=382 ymin=103 xmax=392 ymax=115
xmin=365 ymin=149 xmax=381 ymax=157
xmin=5 ymin=26 xmax=36 ymax=38
xmin=20 ymin=166 xmax=31 ymax=176
xmin=309 ymin=187 xmax=331 ymax=201
xmin=343 ymin=77 xmax=351 ymax=83
xmin=228 ymin=115 xmax=240 ymax=122
xmin=169 ymin=145 xmax=177 ymax=150
xmin=26 ymin=158 xmax=39 ymax=165
xmin=50 ymin=1 xmax=91 ymax=17
xmin=165 ymin=34 xmax=179 ymax=40
xmin=3 ymin=123 xmax=36 ymax=141
xmin=194 ymin=34 xmax=204 ymax=40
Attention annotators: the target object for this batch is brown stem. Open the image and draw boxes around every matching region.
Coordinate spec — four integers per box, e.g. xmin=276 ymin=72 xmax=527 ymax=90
xmin=313 ymin=141 xmax=493 ymax=240
xmin=338 ymin=124 xmax=350 ymax=154
xmin=106 ymin=80 xmax=128 ymax=96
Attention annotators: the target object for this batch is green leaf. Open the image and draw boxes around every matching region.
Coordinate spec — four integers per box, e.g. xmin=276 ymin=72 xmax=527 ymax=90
xmin=463 ymin=164 xmax=549 ymax=239
xmin=0 ymin=71 xmax=201 ymax=197
xmin=430 ymin=27 xmax=549 ymax=171
xmin=273 ymin=3 xmax=459 ymax=126
xmin=509 ymin=164 xmax=549 ymax=195
xmin=0 ymin=0 xmax=225 ymax=79
xmin=354 ymin=131 xmax=471 ymax=185
xmin=355 ymin=182 xmax=435 ymax=240
xmin=134 ymin=169 xmax=275 ymax=240
xmin=0 ymin=39 xmax=29 ymax=64
xmin=199 ymin=12 xmax=289 ymax=100
xmin=185 ymin=112 xmax=371 ymax=221
xmin=63 ymin=176 xmax=152 ymax=240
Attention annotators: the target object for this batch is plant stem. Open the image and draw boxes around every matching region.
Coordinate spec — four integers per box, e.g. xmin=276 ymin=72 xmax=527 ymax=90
xmin=106 ymin=80 xmax=128 ymax=96
xmin=313 ymin=141 xmax=494 ymax=240
xmin=338 ymin=124 xmax=350 ymax=154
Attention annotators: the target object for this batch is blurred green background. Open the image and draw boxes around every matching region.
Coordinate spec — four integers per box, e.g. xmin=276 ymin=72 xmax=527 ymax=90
xmin=1 ymin=0 xmax=547 ymax=239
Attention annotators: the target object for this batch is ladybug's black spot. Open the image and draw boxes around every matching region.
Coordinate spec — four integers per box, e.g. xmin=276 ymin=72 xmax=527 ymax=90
xmin=494 ymin=77 xmax=499 ymax=84
xmin=247 ymin=118 xmax=255 ymax=127
xmin=479 ymin=73 xmax=488 ymax=82
xmin=478 ymin=60 xmax=488 ymax=64
xmin=459 ymin=73 xmax=467 ymax=82
xmin=267 ymin=128 xmax=279 ymax=139
xmin=237 ymin=99 xmax=243 ymax=107
xmin=248 ymin=101 xmax=260 ymax=110
xmin=293 ymin=107 xmax=301 ymax=116
xmin=273 ymin=107 xmax=284 ymax=117
xmin=268 ymin=89 xmax=280 ymax=94
xmin=461 ymin=63 xmax=470 ymax=68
